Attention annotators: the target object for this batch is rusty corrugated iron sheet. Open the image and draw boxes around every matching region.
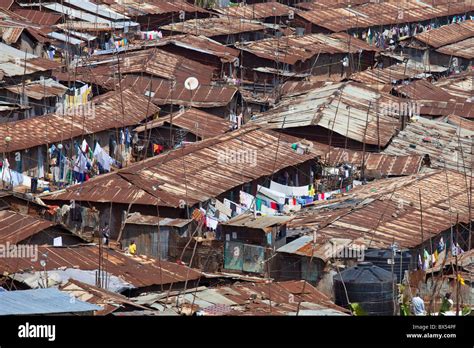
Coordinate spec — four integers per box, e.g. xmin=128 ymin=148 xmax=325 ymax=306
xmin=289 ymin=169 xmax=474 ymax=249
xmin=435 ymin=70 xmax=473 ymax=99
xmin=299 ymin=1 xmax=474 ymax=32
xmin=350 ymin=63 xmax=444 ymax=86
xmin=3 ymin=79 xmax=67 ymax=100
xmin=160 ymin=18 xmax=266 ymax=37
xmin=445 ymin=114 xmax=474 ymax=131
xmin=123 ymin=75 xmax=238 ymax=107
xmin=84 ymin=48 xmax=217 ymax=84
xmin=134 ymin=107 xmax=232 ymax=139
xmin=105 ymin=0 xmax=207 ymax=17
xmin=0 ymin=89 xmax=160 ymax=153
xmin=42 ymin=127 xmax=320 ymax=207
xmin=147 ymin=34 xmax=239 ymax=63
xmin=0 ymin=244 xmax=202 ymax=288
xmin=13 ymin=9 xmax=61 ymax=26
xmin=236 ymin=32 xmax=378 ymax=65
xmin=0 ymin=210 xmax=55 ymax=244
xmin=215 ymin=280 xmax=349 ymax=315
xmin=384 ymin=117 xmax=473 ymax=174
xmin=395 ymin=79 xmax=458 ymax=101
xmin=414 ymin=20 xmax=474 ymax=48
xmin=60 ymin=279 xmax=149 ymax=315
xmin=0 ymin=26 xmax=23 ymax=44
xmin=325 ymin=148 xmax=422 ymax=176
xmin=215 ymin=2 xmax=295 ymax=19
xmin=250 ymin=82 xmax=400 ymax=147
xmin=436 ymin=37 xmax=474 ymax=59
xmin=295 ymin=0 xmax=376 ymax=10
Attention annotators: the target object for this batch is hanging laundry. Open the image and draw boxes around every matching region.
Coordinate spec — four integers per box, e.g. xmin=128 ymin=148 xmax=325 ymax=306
xmin=239 ymin=191 xmax=254 ymax=209
xmin=206 ymin=216 xmax=218 ymax=230
xmin=81 ymin=139 xmax=90 ymax=154
xmin=93 ymin=143 xmax=114 ymax=172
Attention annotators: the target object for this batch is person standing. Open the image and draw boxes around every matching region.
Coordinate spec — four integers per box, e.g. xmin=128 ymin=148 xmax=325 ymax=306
xmin=411 ymin=291 xmax=426 ymax=316
xmin=101 ymin=223 xmax=110 ymax=246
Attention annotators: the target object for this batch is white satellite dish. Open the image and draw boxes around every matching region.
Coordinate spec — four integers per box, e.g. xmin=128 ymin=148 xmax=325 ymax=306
xmin=184 ymin=77 xmax=199 ymax=91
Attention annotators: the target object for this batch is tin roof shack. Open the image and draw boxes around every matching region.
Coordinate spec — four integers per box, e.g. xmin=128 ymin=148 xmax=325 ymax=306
xmin=143 ymin=34 xmax=240 ymax=77
xmin=236 ymin=32 xmax=378 ymax=83
xmin=41 ymin=127 xmax=320 ymax=234
xmin=0 ymin=78 xmax=67 ymax=119
xmin=123 ymin=75 xmax=239 ymax=117
xmin=133 ymin=108 xmax=232 ymax=152
xmin=0 ymin=209 xmax=84 ymax=246
xmin=103 ymin=0 xmax=209 ymax=29
xmin=0 ymin=288 xmax=101 ymax=315
xmin=160 ymin=18 xmax=268 ymax=44
xmin=122 ymin=212 xmax=194 ymax=260
xmin=0 ymin=42 xmax=61 ymax=85
xmin=435 ymin=70 xmax=474 ymax=100
xmin=402 ymin=20 xmax=474 ymax=68
xmin=220 ymin=213 xmax=293 ymax=276
xmin=0 ymin=88 xmax=159 ymax=187
xmin=0 ymin=244 xmax=203 ymax=295
xmin=275 ymin=236 xmax=359 ymax=285
xmin=250 ymin=81 xmax=401 ymax=151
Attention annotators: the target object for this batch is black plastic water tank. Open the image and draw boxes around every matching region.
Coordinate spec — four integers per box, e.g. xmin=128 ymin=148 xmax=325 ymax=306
xmin=364 ymin=249 xmax=412 ymax=283
xmin=333 ymin=262 xmax=396 ymax=316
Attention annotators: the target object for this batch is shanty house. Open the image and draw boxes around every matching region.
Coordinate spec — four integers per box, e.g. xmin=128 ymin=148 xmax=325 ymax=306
xmin=122 ymin=212 xmax=194 ymax=260
xmin=220 ymin=213 xmax=293 ymax=276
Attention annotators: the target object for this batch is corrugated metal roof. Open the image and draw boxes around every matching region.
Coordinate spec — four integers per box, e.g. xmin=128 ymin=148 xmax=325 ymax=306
xmin=3 ymin=78 xmax=67 ymax=100
xmin=436 ymin=37 xmax=474 ymax=59
xmin=123 ymin=75 xmax=238 ymax=108
xmin=155 ymin=280 xmax=349 ymax=315
xmin=161 ymin=18 xmax=266 ymax=37
xmin=298 ymin=1 xmax=474 ymax=32
xmin=395 ymin=79 xmax=458 ymax=101
xmin=147 ymin=34 xmax=240 ymax=63
xmin=0 ymin=244 xmax=202 ymax=288
xmin=63 ymin=0 xmax=129 ymax=21
xmin=289 ymin=169 xmax=474 ymax=249
xmin=215 ymin=2 xmax=295 ymax=19
xmin=60 ymin=279 xmax=149 ymax=315
xmin=134 ymin=108 xmax=232 ymax=139
xmin=250 ymin=82 xmax=400 ymax=147
xmin=414 ymin=20 xmax=474 ymax=48
xmin=0 ymin=88 xmax=160 ymax=153
xmin=0 ymin=26 xmax=24 ymax=44
xmin=105 ymin=0 xmax=207 ymax=17
xmin=222 ymin=212 xmax=293 ymax=230
xmin=42 ymin=127 xmax=320 ymax=207
xmin=86 ymin=48 xmax=217 ymax=83
xmin=444 ymin=114 xmax=474 ymax=131
xmin=125 ymin=212 xmax=192 ymax=228
xmin=0 ymin=288 xmax=101 ymax=315
xmin=325 ymin=148 xmax=422 ymax=176
xmin=0 ymin=210 xmax=55 ymax=245
xmin=0 ymin=42 xmax=61 ymax=77
xmin=435 ymin=70 xmax=473 ymax=99
xmin=384 ymin=117 xmax=473 ymax=175
xmin=350 ymin=62 xmax=447 ymax=86
xmin=236 ymin=32 xmax=378 ymax=65
xmin=12 ymin=9 xmax=61 ymax=25
xmin=38 ymin=2 xmax=138 ymax=29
